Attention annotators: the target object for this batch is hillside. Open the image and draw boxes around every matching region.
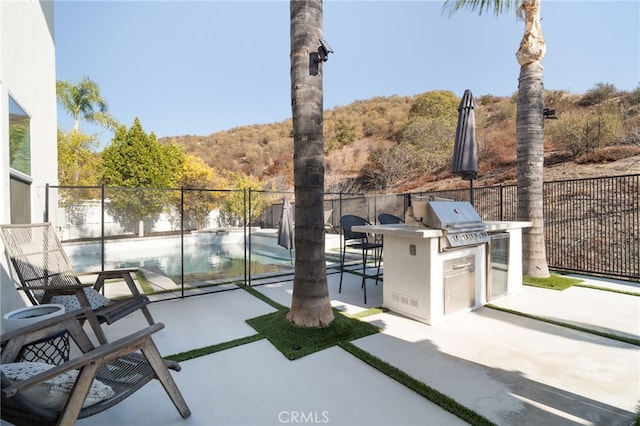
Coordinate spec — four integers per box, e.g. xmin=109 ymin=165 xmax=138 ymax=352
xmin=418 ymin=151 xmax=640 ymax=193
xmin=159 ymin=85 xmax=640 ymax=193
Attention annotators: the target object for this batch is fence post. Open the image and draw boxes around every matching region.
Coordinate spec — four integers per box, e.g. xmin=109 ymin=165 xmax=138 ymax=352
xmin=246 ymin=189 xmax=251 ymax=286
xmin=339 ymin=192 xmax=343 ymax=259
xmin=499 ymin=184 xmax=504 ymax=221
xmin=101 ymin=185 xmax=105 ymax=271
xmin=180 ymin=187 xmax=185 ymax=297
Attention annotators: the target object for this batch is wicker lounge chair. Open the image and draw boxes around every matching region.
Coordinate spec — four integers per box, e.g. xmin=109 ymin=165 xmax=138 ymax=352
xmin=0 ymin=223 xmax=154 ymax=344
xmin=1 ymin=307 xmax=191 ymax=425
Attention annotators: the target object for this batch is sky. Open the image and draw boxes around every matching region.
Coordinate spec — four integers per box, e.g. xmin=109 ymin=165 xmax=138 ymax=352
xmin=54 ymin=1 xmax=640 ymax=147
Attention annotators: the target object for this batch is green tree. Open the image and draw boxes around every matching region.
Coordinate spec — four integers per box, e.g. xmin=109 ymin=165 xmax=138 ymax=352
xmin=181 ymin=154 xmax=227 ymax=229
xmin=361 ymin=91 xmax=458 ymax=190
xmin=327 ymin=117 xmax=357 ymax=151
xmin=102 ymin=118 xmax=184 ymax=235
xmin=57 ymin=130 xmax=103 ymax=224
xmin=402 ymin=90 xmax=458 ymax=175
xmin=287 ymin=0 xmax=334 ymax=327
xmin=445 ymin=0 xmax=550 ymax=278
xmin=408 ymin=90 xmax=460 ymax=122
xmin=58 ymin=130 xmax=102 ymax=187
xmin=218 ymin=173 xmax=271 ymax=227
xmin=398 ymin=117 xmax=456 ymax=169
xmin=56 ymin=77 xmax=119 ymax=133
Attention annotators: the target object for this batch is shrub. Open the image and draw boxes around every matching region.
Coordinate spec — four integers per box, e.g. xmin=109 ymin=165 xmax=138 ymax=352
xmin=578 ymin=82 xmax=618 ymax=107
xmin=478 ymin=94 xmax=497 ymax=105
xmin=408 ymin=90 xmax=459 ymax=122
xmin=489 ymin=102 xmax=516 ymax=124
xmin=624 ymin=126 xmax=640 ymax=147
xmin=626 ymin=86 xmax=640 ymax=106
xmin=546 ymin=109 xmax=624 ymax=157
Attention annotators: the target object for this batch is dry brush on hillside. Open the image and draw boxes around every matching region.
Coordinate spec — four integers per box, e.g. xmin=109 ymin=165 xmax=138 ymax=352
xmin=159 ymin=84 xmax=640 ymax=194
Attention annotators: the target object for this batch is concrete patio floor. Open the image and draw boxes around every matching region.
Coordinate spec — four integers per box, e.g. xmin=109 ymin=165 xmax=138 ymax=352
xmin=6 ymin=270 xmax=639 ymax=426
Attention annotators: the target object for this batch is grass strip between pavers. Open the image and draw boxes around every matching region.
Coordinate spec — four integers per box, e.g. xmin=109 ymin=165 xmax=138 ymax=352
xmin=166 ymin=334 xmax=265 ymax=363
xmin=487 ymin=304 xmax=640 ymax=346
xmin=348 ymin=307 xmax=388 ymax=319
xmin=339 ymin=342 xmax=497 ymax=426
xmin=239 ymin=283 xmax=289 ymax=310
xmin=162 ymin=285 xmax=500 ymax=425
xmin=574 ymin=283 xmax=640 ymax=296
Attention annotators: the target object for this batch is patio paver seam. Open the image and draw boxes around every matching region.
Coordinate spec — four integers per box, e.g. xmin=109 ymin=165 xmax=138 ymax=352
xmin=486 ymin=304 xmax=640 ymax=346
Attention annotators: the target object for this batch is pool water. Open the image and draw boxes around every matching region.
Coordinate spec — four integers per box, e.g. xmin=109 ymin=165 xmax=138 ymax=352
xmin=68 ymin=241 xmax=295 ymax=284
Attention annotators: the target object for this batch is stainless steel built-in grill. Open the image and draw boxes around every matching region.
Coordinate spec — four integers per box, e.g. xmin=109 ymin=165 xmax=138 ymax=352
xmin=418 ymin=201 xmax=489 ymax=251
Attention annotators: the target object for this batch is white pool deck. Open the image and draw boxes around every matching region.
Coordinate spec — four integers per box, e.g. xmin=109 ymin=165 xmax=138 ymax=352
xmin=4 ymin=270 xmax=640 ymax=426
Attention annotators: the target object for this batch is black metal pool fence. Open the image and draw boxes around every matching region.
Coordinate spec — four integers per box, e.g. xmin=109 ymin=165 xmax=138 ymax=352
xmin=45 ymin=173 xmax=639 ymax=283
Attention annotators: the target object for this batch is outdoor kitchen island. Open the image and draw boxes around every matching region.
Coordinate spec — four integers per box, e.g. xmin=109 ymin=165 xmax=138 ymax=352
xmin=353 ymin=219 xmax=531 ymax=325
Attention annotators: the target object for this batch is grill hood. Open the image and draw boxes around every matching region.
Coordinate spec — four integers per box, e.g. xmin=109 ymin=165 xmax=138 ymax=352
xmin=421 ymin=201 xmax=485 ymax=230
xmin=410 ymin=200 xmax=489 ymax=250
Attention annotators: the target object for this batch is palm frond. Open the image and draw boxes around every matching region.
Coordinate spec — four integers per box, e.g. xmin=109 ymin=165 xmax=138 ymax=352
xmin=442 ymin=0 xmax=520 ymax=17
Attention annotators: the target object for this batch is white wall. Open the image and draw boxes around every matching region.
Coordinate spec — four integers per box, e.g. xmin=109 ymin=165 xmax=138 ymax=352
xmin=0 ymin=0 xmax=58 ymax=315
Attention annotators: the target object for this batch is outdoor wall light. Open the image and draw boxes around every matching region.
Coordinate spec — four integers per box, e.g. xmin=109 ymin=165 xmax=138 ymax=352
xmin=543 ymin=108 xmax=558 ymax=119
xmin=316 ymin=39 xmax=334 ymax=63
xmin=309 ymin=39 xmax=334 ymax=76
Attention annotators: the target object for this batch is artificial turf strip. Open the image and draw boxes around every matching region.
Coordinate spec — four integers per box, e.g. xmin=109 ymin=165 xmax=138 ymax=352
xmin=166 ymin=334 xmax=266 ymax=363
xmin=348 ymin=307 xmax=388 ymax=319
xmin=574 ymin=283 xmax=640 ymax=297
xmin=239 ymin=284 xmax=288 ymax=311
xmin=135 ymin=270 xmax=155 ymax=295
xmin=486 ymin=304 xmax=640 ymax=347
xmin=246 ymin=309 xmax=380 ymax=360
xmin=523 ymin=273 xmax=582 ymax=290
xmin=339 ymin=342 xmax=496 ymax=426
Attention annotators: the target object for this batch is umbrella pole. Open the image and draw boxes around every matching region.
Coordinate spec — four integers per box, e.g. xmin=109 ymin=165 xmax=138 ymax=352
xmin=470 ymin=179 xmax=474 ymax=206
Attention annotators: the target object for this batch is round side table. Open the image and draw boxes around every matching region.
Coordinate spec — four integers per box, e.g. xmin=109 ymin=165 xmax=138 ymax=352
xmin=3 ymin=304 xmax=69 ymax=364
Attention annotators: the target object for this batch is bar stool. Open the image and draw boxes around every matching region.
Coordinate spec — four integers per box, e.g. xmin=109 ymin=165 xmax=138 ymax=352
xmin=339 ymin=215 xmax=383 ymax=304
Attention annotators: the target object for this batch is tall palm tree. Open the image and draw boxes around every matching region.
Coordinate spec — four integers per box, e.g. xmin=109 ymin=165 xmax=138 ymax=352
xmin=56 ymin=76 xmax=118 ymax=133
xmin=444 ymin=0 xmax=550 ymax=278
xmin=287 ymin=0 xmax=334 ymax=327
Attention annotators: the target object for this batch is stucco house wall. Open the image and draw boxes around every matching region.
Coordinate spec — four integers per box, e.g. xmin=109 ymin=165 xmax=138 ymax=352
xmin=0 ymin=0 xmax=58 ymax=315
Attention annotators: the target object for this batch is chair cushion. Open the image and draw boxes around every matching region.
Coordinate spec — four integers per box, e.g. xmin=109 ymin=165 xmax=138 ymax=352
xmin=51 ymin=287 xmax=110 ymax=312
xmin=0 ymin=361 xmax=115 ymax=411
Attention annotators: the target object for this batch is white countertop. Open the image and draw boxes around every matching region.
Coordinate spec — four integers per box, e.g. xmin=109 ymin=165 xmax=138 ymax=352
xmin=352 ymin=221 xmax=532 ymax=238
xmin=352 ymin=224 xmax=442 ymax=238
xmin=484 ymin=221 xmax=532 ymax=231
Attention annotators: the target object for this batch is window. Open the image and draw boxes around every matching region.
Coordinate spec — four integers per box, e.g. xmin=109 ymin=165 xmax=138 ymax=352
xmin=9 ymin=95 xmax=31 ymax=175
xmin=8 ymin=95 xmax=32 ymax=224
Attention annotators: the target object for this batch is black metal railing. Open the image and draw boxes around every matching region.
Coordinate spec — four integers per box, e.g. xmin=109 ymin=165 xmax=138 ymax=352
xmin=543 ymin=174 xmax=639 ymax=279
xmin=409 ymin=175 xmax=638 ymax=279
xmin=327 ymin=175 xmax=638 ymax=280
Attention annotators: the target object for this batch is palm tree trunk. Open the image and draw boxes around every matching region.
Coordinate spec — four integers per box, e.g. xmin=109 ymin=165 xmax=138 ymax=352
xmin=442 ymin=0 xmax=551 ymax=277
xmin=287 ymin=0 xmax=334 ymax=327
xmin=516 ymin=61 xmax=549 ymax=277
xmin=516 ymin=0 xmax=550 ymax=278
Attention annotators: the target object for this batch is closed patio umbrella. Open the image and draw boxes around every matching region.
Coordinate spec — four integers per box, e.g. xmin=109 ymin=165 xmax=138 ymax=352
xmin=452 ymin=89 xmax=478 ymax=205
xmin=277 ymin=197 xmax=294 ymax=264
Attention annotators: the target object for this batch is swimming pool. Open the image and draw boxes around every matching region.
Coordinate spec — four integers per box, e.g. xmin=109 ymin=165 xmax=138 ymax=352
xmin=64 ymin=230 xmax=297 ymax=285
